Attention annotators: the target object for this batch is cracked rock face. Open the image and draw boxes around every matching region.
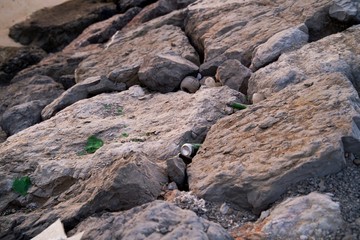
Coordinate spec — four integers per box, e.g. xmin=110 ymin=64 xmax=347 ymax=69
xmin=0 ymin=86 xmax=245 ymax=238
xmin=189 ymin=71 xmax=360 ymax=212
xmin=70 ymin=200 xmax=233 ymax=240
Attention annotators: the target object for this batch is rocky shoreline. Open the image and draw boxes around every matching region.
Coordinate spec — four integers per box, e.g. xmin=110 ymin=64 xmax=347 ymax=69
xmin=1 ymin=0 xmax=360 ymax=239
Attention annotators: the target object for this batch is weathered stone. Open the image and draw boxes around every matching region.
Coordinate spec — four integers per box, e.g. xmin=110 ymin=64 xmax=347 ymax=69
xmin=64 ymin=7 xmax=141 ymax=52
xmin=41 ymin=75 xmax=126 ymax=120
xmin=215 ymin=59 xmax=252 ymax=94
xmin=0 ymin=75 xmax=64 ymax=135
xmin=329 ymin=0 xmax=360 ymax=22
xmin=118 ymin=0 xmax=153 ymax=11
xmin=139 ymin=53 xmax=198 ymax=93
xmin=9 ymin=0 xmax=117 ymax=52
xmin=0 ymin=86 xmax=245 ymax=238
xmin=1 ymin=100 xmax=47 ymax=136
xmin=185 ymin=0 xmax=330 ymax=66
xmin=126 ymin=0 xmax=196 ymax=28
xmin=0 ymin=127 xmax=7 ymax=143
xmin=203 ymin=76 xmax=222 ymax=88
xmin=231 ymin=192 xmax=344 ymax=239
xmin=188 ymin=72 xmax=360 ymax=213
xmin=76 ymin=25 xmax=199 ymax=85
xmin=199 ymin=55 xmax=227 ymax=77
xmin=250 ymin=24 xmax=309 ymax=71
xmin=0 ymin=46 xmax=47 ymax=84
xmin=252 ymin=92 xmax=265 ymax=104
xmin=167 ymin=157 xmax=187 ymax=189
xmin=71 ymin=201 xmax=233 ymax=240
xmin=181 ymin=76 xmax=201 ymax=93
xmin=248 ymin=25 xmax=360 ymax=98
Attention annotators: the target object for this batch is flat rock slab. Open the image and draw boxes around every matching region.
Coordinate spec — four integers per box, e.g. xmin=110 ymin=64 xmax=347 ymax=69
xmin=188 ymin=72 xmax=360 ymax=212
xmin=232 ymin=192 xmax=344 ymax=239
xmin=0 ymin=86 xmax=245 ymax=238
xmin=9 ymin=0 xmax=117 ymax=52
xmin=71 ymin=200 xmax=233 ymax=240
xmin=75 ymin=24 xmax=199 ymax=87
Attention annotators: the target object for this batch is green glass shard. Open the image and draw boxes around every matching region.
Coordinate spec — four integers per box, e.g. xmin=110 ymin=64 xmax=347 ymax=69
xmin=229 ymin=102 xmax=247 ymax=110
xmin=12 ymin=176 xmax=31 ymax=196
xmin=85 ymin=135 xmax=104 ymax=154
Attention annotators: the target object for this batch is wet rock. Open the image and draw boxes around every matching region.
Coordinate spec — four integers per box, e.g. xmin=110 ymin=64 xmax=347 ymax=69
xmin=41 ymin=75 xmax=126 ymax=120
xmin=0 ymin=86 xmax=244 ymax=238
xmin=215 ymin=59 xmax=251 ymax=94
xmin=167 ymin=156 xmax=187 ymax=189
xmin=248 ymin=25 xmax=360 ymax=98
xmin=250 ymin=24 xmax=309 ymax=71
xmin=76 ymin=25 xmax=199 ymax=85
xmin=71 ymin=201 xmax=233 ymax=240
xmin=0 ymin=46 xmax=46 ymax=84
xmin=189 ymin=71 xmax=360 ymax=213
xmin=9 ymin=0 xmax=117 ymax=52
xmin=181 ymin=76 xmax=201 ymax=93
xmin=232 ymin=192 xmax=344 ymax=239
xmin=329 ymin=0 xmax=360 ymax=22
xmin=139 ymin=53 xmax=199 ymax=93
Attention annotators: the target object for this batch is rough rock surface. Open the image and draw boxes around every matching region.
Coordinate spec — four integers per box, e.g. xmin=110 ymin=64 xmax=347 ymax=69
xmin=232 ymin=192 xmax=344 ymax=239
xmin=250 ymin=24 xmax=309 ymax=71
xmin=138 ymin=53 xmax=199 ymax=93
xmin=41 ymin=75 xmax=126 ymax=120
xmin=329 ymin=0 xmax=360 ymax=22
xmin=0 ymin=75 xmax=64 ymax=136
xmin=76 ymin=24 xmax=199 ymax=88
xmin=0 ymin=46 xmax=47 ymax=84
xmin=0 ymin=86 xmax=244 ymax=238
xmin=215 ymin=59 xmax=252 ymax=94
xmin=9 ymin=0 xmax=117 ymax=52
xmin=167 ymin=157 xmax=187 ymax=189
xmin=248 ymin=25 xmax=360 ymax=97
xmin=71 ymin=200 xmax=233 ymax=240
xmin=189 ymin=71 xmax=360 ymax=212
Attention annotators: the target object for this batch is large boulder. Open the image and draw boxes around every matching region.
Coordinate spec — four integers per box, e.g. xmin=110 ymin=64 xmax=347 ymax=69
xmin=75 ymin=24 xmax=200 ymax=88
xmin=138 ymin=53 xmax=199 ymax=93
xmin=71 ymin=201 xmax=233 ymax=240
xmin=0 ymin=46 xmax=47 ymax=84
xmin=188 ymin=70 xmax=360 ymax=212
xmin=231 ymin=192 xmax=344 ymax=239
xmin=248 ymin=25 xmax=360 ymax=98
xmin=0 ymin=86 xmax=245 ymax=238
xmin=329 ymin=0 xmax=360 ymax=22
xmin=9 ymin=0 xmax=117 ymax=52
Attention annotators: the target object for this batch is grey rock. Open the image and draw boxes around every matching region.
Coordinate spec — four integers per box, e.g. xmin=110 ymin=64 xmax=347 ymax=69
xmin=167 ymin=156 xmax=187 ymax=189
xmin=252 ymin=93 xmax=265 ymax=104
xmin=180 ymin=76 xmax=200 ymax=93
xmin=107 ymin=64 xmax=141 ymax=88
xmin=0 ymin=46 xmax=46 ymax=84
xmin=1 ymin=100 xmax=47 ymax=135
xmin=138 ymin=53 xmax=199 ymax=93
xmin=233 ymin=192 xmax=344 ymax=239
xmin=0 ymin=127 xmax=7 ymax=143
xmin=189 ymin=71 xmax=360 ymax=213
xmin=329 ymin=0 xmax=360 ymax=22
xmin=9 ymin=0 xmax=117 ymax=52
xmin=250 ymin=24 xmax=309 ymax=71
xmin=199 ymin=55 xmax=227 ymax=77
xmin=215 ymin=59 xmax=251 ymax=94
xmin=71 ymin=201 xmax=233 ymax=240
xmin=42 ymin=75 xmax=126 ymax=120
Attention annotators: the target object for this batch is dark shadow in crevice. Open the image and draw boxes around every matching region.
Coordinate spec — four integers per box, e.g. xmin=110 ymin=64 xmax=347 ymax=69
xmin=305 ymin=5 xmax=355 ymax=42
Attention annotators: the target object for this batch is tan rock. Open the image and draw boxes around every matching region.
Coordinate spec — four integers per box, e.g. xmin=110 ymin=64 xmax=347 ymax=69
xmin=188 ymin=72 xmax=360 ymax=212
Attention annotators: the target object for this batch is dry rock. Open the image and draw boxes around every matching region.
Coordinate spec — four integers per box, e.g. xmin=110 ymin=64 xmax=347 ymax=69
xmin=139 ymin=53 xmax=199 ymax=93
xmin=250 ymin=24 xmax=309 ymax=71
xmin=70 ymin=200 xmax=233 ymax=240
xmin=9 ymin=0 xmax=117 ymax=52
xmin=181 ymin=76 xmax=201 ymax=93
xmin=215 ymin=59 xmax=252 ymax=94
xmin=232 ymin=192 xmax=344 ymax=239
xmin=248 ymin=25 xmax=360 ymax=98
xmin=76 ymin=24 xmax=199 ymax=86
xmin=329 ymin=0 xmax=360 ymax=22
xmin=0 ymin=86 xmax=245 ymax=238
xmin=188 ymin=71 xmax=360 ymax=213
xmin=167 ymin=156 xmax=187 ymax=189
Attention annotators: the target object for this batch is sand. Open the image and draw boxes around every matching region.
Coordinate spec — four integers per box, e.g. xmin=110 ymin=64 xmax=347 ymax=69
xmin=0 ymin=0 xmax=69 ymax=47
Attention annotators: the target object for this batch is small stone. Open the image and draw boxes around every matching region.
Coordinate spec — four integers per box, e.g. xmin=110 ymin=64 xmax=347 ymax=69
xmin=220 ymin=203 xmax=230 ymax=215
xmin=353 ymin=158 xmax=360 ymax=166
xmin=252 ymin=93 xmax=265 ymax=104
xmin=168 ymin=182 xmax=178 ymax=190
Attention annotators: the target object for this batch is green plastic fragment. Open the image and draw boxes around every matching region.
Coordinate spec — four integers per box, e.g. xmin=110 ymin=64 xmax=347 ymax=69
xmin=85 ymin=135 xmax=104 ymax=154
xmin=229 ymin=102 xmax=247 ymax=110
xmin=12 ymin=176 xmax=31 ymax=196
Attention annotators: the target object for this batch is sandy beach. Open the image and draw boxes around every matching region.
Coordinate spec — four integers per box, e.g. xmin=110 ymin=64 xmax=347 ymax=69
xmin=0 ymin=0 xmax=69 ymax=47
